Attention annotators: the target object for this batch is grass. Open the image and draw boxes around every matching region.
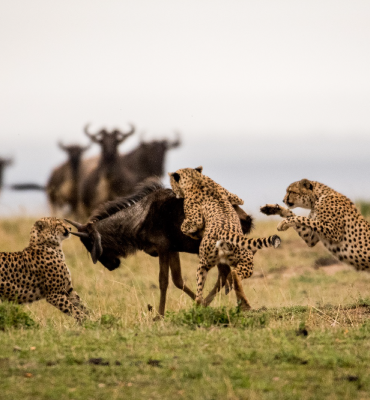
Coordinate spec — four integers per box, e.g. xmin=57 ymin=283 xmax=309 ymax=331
xmin=1 ymin=217 xmax=370 ymax=399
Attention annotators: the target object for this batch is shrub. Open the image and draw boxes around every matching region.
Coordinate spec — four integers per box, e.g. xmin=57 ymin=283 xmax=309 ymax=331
xmin=165 ymin=305 xmax=269 ymax=329
xmin=0 ymin=302 xmax=37 ymax=330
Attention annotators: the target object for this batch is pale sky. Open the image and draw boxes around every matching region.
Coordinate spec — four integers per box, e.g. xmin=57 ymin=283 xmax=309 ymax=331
xmin=1 ymin=1 xmax=370 ymax=215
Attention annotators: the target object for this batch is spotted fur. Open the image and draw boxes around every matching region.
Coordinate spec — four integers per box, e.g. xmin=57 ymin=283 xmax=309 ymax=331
xmin=0 ymin=217 xmax=87 ymax=321
xmin=168 ymin=167 xmax=281 ymax=309
xmin=261 ymin=178 xmax=370 ymax=271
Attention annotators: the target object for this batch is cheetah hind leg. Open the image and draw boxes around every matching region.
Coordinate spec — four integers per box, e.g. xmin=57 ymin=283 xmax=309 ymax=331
xmin=215 ymin=240 xmax=234 ymax=295
xmin=203 ymin=263 xmax=232 ymax=306
xmin=228 ymin=270 xmax=252 ymax=311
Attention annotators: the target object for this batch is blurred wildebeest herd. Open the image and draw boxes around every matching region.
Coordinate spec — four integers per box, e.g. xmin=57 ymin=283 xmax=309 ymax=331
xmin=1 ymin=123 xmax=181 ymax=218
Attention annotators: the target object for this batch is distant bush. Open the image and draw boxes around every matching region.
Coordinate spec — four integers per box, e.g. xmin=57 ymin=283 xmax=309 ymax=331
xmin=357 ymin=201 xmax=370 ymax=218
xmin=0 ymin=302 xmax=37 ymax=330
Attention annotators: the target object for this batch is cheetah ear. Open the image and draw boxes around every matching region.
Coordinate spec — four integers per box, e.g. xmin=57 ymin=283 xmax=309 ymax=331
xmin=170 ymin=172 xmax=180 ymax=182
xmin=35 ymin=221 xmax=45 ymax=231
xmin=300 ymin=179 xmax=313 ymax=191
xmin=194 ymin=166 xmax=203 ymax=174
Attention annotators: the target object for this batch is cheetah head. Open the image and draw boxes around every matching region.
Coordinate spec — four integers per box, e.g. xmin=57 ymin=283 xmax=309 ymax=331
xmin=30 ymin=217 xmax=71 ymax=247
xmin=168 ymin=166 xmax=203 ymax=198
xmin=283 ymin=179 xmax=315 ymax=209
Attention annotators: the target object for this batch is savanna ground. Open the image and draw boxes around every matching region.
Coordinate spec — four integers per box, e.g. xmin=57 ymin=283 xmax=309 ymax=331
xmin=1 ymin=215 xmax=370 ymax=399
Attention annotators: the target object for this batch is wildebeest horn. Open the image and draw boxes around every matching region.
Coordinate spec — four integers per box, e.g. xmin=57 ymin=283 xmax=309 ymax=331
xmin=116 ymin=123 xmax=135 ymax=142
xmin=58 ymin=141 xmax=68 ymax=151
xmin=70 ymin=231 xmax=89 ymax=238
xmin=84 ymin=124 xmax=103 ymax=143
xmin=167 ymin=132 xmax=181 ymax=149
xmin=65 ymin=218 xmax=85 ymax=230
xmin=90 ymin=229 xmax=103 ymax=264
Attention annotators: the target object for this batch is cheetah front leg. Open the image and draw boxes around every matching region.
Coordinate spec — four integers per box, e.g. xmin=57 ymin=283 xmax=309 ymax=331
xmin=260 ymin=204 xmax=295 ymax=218
xmin=277 ymin=216 xmax=344 ymax=243
xmin=46 ymin=292 xmax=87 ymax=322
xmin=181 ymin=200 xmax=204 ymax=239
xmin=261 ymin=204 xmax=320 ymax=247
xmin=68 ymin=290 xmax=89 ymax=315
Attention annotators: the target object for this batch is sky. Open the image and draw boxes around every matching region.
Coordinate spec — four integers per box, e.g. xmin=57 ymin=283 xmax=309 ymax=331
xmin=1 ymin=1 xmax=370 ymax=216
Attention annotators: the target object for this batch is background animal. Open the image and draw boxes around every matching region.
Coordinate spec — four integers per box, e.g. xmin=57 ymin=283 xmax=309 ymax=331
xmin=66 ymin=179 xmax=253 ymax=317
xmin=46 ymin=142 xmax=90 ymax=215
xmin=79 ymin=124 xmax=136 ymax=216
xmin=120 ymin=135 xmax=181 ymax=183
xmin=0 ymin=157 xmax=12 ymax=195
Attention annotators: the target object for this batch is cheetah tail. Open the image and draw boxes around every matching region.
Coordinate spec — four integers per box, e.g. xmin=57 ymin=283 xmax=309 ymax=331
xmin=221 ymin=233 xmax=281 ymax=252
xmin=243 ymin=235 xmax=281 ymax=251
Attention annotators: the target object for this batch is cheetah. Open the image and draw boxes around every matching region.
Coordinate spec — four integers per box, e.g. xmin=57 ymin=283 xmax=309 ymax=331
xmin=168 ymin=167 xmax=281 ymax=309
xmin=0 ymin=217 xmax=88 ymax=321
xmin=261 ymin=178 xmax=370 ymax=271
xmin=169 ymin=166 xmax=244 ymax=239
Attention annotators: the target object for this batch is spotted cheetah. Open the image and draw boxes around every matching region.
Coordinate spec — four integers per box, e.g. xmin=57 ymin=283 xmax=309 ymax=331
xmin=261 ymin=178 xmax=370 ymax=271
xmin=168 ymin=167 xmax=281 ymax=309
xmin=169 ymin=166 xmax=244 ymax=239
xmin=0 ymin=217 xmax=88 ymax=321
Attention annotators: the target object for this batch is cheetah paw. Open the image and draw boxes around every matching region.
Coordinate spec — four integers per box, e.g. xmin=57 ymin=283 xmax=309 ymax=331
xmin=277 ymin=220 xmax=291 ymax=231
xmin=260 ymin=204 xmax=282 ymax=216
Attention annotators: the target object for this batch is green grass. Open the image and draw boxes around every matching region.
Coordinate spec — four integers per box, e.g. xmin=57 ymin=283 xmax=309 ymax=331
xmin=1 ymin=217 xmax=370 ymax=399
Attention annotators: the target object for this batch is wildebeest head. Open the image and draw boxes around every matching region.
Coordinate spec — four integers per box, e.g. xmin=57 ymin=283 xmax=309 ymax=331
xmin=0 ymin=157 xmax=13 ymax=189
xmin=58 ymin=142 xmax=90 ymax=171
xmin=65 ymin=218 xmax=121 ymax=271
xmin=0 ymin=157 xmax=13 ymax=169
xmin=138 ymin=133 xmax=181 ymax=176
xmin=84 ymin=123 xmax=135 ymax=159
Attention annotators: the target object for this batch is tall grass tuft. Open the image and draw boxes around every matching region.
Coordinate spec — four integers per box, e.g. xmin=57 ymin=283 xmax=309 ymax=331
xmin=0 ymin=301 xmax=37 ymax=330
xmin=165 ymin=304 xmax=270 ymax=328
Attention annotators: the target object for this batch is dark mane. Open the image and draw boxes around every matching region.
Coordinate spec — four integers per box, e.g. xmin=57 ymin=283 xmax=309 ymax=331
xmin=89 ymin=178 xmax=165 ymax=222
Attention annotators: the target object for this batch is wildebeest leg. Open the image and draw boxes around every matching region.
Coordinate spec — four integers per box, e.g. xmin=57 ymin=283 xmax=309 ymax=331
xmin=156 ymin=253 xmax=170 ymax=318
xmin=203 ymin=263 xmax=231 ymax=306
xmin=168 ymin=252 xmax=196 ymax=300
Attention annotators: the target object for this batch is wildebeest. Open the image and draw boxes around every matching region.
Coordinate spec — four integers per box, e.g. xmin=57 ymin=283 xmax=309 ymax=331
xmin=121 ymin=135 xmax=181 ymax=182
xmin=46 ymin=142 xmax=90 ymax=215
xmin=0 ymin=157 xmax=12 ymax=194
xmin=80 ymin=124 xmax=136 ymax=216
xmin=66 ymin=179 xmax=253 ymax=317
